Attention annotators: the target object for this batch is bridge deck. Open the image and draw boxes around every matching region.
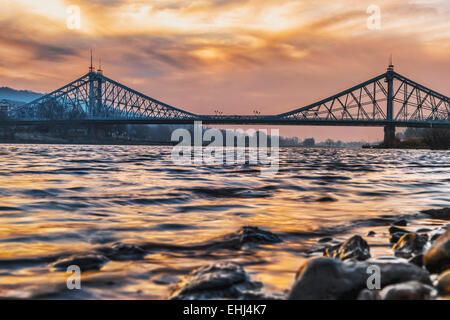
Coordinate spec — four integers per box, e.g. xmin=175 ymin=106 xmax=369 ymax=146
xmin=1 ymin=118 xmax=449 ymax=128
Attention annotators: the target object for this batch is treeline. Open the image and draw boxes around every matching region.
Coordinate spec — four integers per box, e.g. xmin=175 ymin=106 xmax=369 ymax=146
xmin=396 ymin=128 xmax=450 ymax=149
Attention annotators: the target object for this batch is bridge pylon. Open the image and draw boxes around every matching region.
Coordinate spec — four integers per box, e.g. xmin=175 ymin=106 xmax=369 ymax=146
xmin=383 ymin=60 xmax=396 ymax=145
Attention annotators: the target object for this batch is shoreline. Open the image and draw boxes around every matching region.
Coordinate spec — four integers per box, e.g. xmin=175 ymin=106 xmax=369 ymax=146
xmin=168 ymin=207 xmax=450 ymax=300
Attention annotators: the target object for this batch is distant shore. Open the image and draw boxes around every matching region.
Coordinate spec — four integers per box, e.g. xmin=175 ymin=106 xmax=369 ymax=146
xmin=363 ymin=137 xmax=449 ymax=150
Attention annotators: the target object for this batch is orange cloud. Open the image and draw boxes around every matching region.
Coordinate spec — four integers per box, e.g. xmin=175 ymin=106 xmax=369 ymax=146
xmin=0 ymin=0 xmax=449 ymax=141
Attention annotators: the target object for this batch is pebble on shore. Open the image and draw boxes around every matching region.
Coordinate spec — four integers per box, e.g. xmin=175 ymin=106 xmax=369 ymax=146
xmin=392 ymin=233 xmax=428 ymax=259
xmin=287 ymin=257 xmax=431 ymax=300
xmin=377 ymin=281 xmax=437 ymax=300
xmin=436 ymin=270 xmax=450 ymax=296
xmin=169 ymin=262 xmax=264 ymax=300
xmin=287 ymin=213 xmax=450 ymax=300
xmin=324 ymin=235 xmax=371 ymax=261
xmin=423 ymin=229 xmax=450 ymax=274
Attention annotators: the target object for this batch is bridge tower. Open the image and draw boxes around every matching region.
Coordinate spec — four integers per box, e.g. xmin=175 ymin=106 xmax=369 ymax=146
xmin=87 ymin=51 xmax=106 ymax=139
xmin=88 ymin=50 xmax=96 ymax=117
xmin=87 ymin=52 xmax=104 ymax=118
xmin=384 ymin=57 xmax=396 ymax=145
xmin=96 ymin=58 xmax=103 ymax=116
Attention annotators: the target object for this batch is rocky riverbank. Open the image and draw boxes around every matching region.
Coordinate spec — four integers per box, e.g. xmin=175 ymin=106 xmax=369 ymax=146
xmin=168 ymin=208 xmax=450 ymax=300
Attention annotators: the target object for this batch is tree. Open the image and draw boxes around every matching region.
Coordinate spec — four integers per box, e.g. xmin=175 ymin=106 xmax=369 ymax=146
xmin=303 ymin=138 xmax=315 ymax=147
xmin=423 ymin=129 xmax=450 ymax=149
xmin=324 ymin=139 xmax=334 ymax=147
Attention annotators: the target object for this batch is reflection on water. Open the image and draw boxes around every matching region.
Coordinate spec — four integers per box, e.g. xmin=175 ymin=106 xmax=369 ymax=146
xmin=0 ymin=144 xmax=449 ymax=298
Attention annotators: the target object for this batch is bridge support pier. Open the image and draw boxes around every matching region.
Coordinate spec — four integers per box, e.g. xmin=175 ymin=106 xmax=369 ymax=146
xmin=383 ymin=125 xmax=396 ymax=146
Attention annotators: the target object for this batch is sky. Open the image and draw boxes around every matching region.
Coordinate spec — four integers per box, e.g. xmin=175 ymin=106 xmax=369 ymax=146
xmin=0 ymin=0 xmax=449 ymax=141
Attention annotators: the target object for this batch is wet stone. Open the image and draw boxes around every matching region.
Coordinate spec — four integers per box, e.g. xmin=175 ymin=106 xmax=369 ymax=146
xmin=388 ymin=226 xmax=411 ymax=244
xmin=421 ymin=207 xmax=450 ymax=220
xmin=393 ymin=233 xmax=428 ymax=259
xmin=316 ymin=196 xmax=337 ymax=202
xmin=408 ymin=254 xmax=424 ymax=267
xmin=324 ymin=235 xmax=371 ymax=261
xmin=307 ymin=239 xmax=342 ymax=254
xmin=378 ymin=281 xmax=437 ymax=300
xmin=431 ymin=233 xmax=444 ymax=242
xmin=366 ymin=231 xmax=376 ymax=237
xmin=389 ymin=232 xmax=405 ymax=244
xmin=417 ymin=228 xmax=433 ymax=233
xmin=318 ymin=237 xmax=333 ymax=243
xmin=368 ymin=256 xmax=409 ymax=263
xmin=287 ymin=257 xmax=430 ymax=300
xmin=237 ymin=226 xmax=282 ymax=244
xmin=430 ymin=226 xmax=448 ymax=243
xmin=423 ymin=229 xmax=450 ymax=274
xmin=97 ymin=243 xmax=147 ymax=261
xmin=240 ymin=290 xmax=285 ymax=300
xmin=357 ymin=289 xmax=379 ymax=300
xmin=392 ymin=219 xmax=408 ymax=227
xmin=169 ymin=262 xmax=262 ymax=300
xmin=218 ymin=226 xmax=282 ymax=250
xmin=52 ymin=255 xmax=108 ymax=272
xmin=436 ymin=270 xmax=450 ymax=295
xmin=389 ymin=226 xmax=410 ymax=235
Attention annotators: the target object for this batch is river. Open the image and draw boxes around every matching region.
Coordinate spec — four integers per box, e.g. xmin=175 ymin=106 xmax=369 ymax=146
xmin=0 ymin=144 xmax=449 ymax=298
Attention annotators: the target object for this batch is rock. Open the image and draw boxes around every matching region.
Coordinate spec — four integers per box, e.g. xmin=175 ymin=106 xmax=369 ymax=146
xmin=389 ymin=233 xmax=406 ymax=244
xmin=325 ymin=235 xmax=371 ymax=261
xmin=378 ymin=281 xmax=437 ymax=300
xmin=307 ymin=239 xmax=342 ymax=254
xmin=417 ymin=228 xmax=432 ymax=233
xmin=318 ymin=237 xmax=333 ymax=243
xmin=393 ymin=233 xmax=428 ymax=259
xmin=431 ymin=233 xmax=444 ymax=242
xmin=97 ymin=243 xmax=147 ymax=261
xmin=408 ymin=254 xmax=423 ymax=267
xmin=423 ymin=229 xmax=450 ymax=274
xmin=392 ymin=219 xmax=408 ymax=226
xmin=216 ymin=226 xmax=282 ymax=250
xmin=169 ymin=262 xmax=261 ymax=300
xmin=357 ymin=289 xmax=379 ymax=300
xmin=236 ymin=226 xmax=282 ymax=244
xmin=288 ymin=258 xmax=365 ymax=300
xmin=436 ymin=269 xmax=450 ymax=294
xmin=368 ymin=256 xmax=409 ymax=263
xmin=287 ymin=257 xmax=430 ymax=300
xmin=240 ymin=290 xmax=285 ymax=300
xmin=52 ymin=255 xmax=108 ymax=271
xmin=388 ymin=226 xmax=411 ymax=244
xmin=389 ymin=226 xmax=409 ymax=235
xmin=316 ymin=196 xmax=337 ymax=202
xmin=366 ymin=231 xmax=376 ymax=237
xmin=363 ymin=257 xmax=431 ymax=285
xmin=430 ymin=226 xmax=448 ymax=243
xmin=421 ymin=207 xmax=450 ymax=220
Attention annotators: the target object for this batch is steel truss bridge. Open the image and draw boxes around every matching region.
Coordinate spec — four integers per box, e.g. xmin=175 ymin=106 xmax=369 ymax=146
xmin=3 ymin=64 xmax=450 ymax=143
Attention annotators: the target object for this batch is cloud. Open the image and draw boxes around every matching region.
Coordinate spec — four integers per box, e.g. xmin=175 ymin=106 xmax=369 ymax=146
xmin=0 ymin=0 xmax=448 ymax=142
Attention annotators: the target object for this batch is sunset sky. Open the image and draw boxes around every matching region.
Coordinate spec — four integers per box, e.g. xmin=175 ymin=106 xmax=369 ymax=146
xmin=1 ymin=0 xmax=449 ymax=141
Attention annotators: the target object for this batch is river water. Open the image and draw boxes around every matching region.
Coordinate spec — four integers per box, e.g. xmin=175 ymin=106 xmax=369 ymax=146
xmin=0 ymin=144 xmax=449 ymax=299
